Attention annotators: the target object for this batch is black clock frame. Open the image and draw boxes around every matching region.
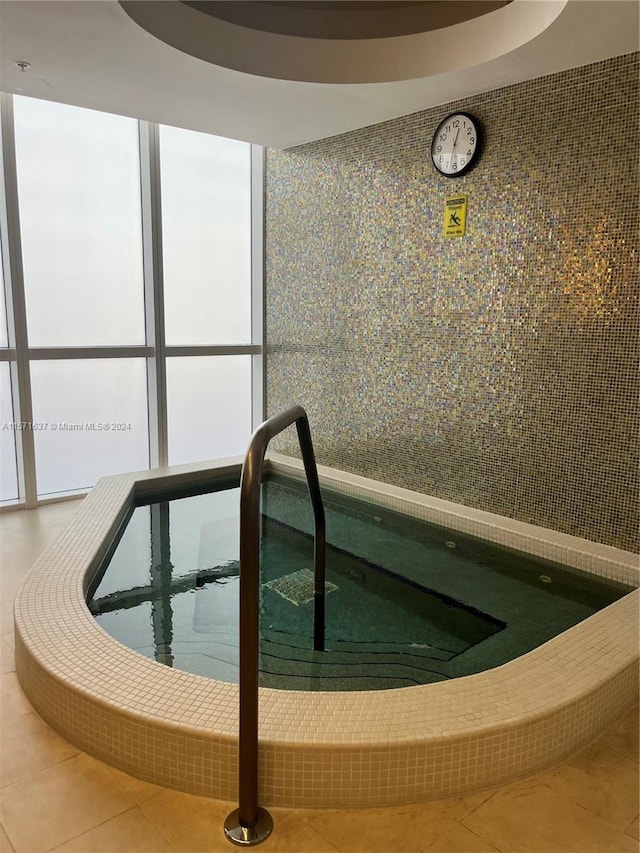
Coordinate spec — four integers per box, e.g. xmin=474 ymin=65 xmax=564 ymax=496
xmin=430 ymin=112 xmax=482 ymax=178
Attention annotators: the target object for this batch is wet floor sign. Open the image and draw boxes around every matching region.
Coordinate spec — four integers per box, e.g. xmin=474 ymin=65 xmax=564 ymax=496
xmin=443 ymin=194 xmax=468 ymax=237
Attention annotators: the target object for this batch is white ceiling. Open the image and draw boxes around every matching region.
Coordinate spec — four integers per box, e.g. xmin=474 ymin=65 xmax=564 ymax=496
xmin=0 ymin=1 xmax=637 ymax=148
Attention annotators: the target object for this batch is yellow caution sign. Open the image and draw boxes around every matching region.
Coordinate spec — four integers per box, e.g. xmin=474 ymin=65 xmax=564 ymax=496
xmin=443 ymin=195 xmax=468 ymax=238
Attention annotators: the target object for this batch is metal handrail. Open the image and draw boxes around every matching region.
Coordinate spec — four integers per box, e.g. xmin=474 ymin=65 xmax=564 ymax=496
xmin=224 ymin=406 xmax=326 ymax=847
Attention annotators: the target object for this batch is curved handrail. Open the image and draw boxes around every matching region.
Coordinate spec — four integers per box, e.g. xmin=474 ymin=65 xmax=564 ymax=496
xmin=224 ymin=406 xmax=326 ymax=846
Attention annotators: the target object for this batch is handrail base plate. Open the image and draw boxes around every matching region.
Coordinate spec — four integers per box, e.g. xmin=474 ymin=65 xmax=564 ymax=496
xmin=224 ymin=807 xmax=274 ymax=847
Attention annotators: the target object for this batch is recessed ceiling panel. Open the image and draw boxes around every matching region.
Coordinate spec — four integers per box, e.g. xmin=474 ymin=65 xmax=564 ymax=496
xmin=180 ymin=1 xmax=511 ymax=40
xmin=119 ymin=0 xmax=561 ymax=84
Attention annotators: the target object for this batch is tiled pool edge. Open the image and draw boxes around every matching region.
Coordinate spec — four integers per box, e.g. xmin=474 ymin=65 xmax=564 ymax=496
xmin=13 ymin=455 xmax=639 ymax=808
xmin=278 ymin=454 xmax=638 ymax=588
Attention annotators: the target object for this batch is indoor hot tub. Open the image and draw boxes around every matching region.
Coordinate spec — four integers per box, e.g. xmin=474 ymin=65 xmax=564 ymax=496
xmin=13 ymin=453 xmax=639 ymax=808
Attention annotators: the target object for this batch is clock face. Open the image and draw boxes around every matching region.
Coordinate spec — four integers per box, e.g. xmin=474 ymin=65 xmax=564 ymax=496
xmin=431 ymin=112 xmax=480 ymax=177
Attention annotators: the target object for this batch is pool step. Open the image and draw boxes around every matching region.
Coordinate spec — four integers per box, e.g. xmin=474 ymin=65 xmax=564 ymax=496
xmin=259 ymin=652 xmax=449 ymax=689
xmin=261 ymin=627 xmax=456 ymax=661
xmin=257 ymin=628 xmax=453 ymax=690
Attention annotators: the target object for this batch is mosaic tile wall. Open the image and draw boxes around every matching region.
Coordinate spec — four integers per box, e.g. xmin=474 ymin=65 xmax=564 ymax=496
xmin=264 ymin=53 xmax=639 ymax=553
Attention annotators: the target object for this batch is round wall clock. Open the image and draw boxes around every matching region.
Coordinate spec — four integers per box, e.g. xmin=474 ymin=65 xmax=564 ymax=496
xmin=431 ymin=112 xmax=481 ymax=177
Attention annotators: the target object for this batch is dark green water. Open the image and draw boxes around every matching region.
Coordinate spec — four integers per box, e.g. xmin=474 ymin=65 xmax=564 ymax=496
xmin=87 ymin=473 xmax=632 ymax=691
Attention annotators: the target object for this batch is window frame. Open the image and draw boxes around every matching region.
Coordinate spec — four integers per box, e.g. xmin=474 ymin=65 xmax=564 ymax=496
xmin=0 ymin=94 xmax=263 ymax=507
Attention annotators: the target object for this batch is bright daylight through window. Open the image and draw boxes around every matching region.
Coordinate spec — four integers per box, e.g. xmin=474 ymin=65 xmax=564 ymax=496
xmin=0 ymin=94 xmax=260 ymax=505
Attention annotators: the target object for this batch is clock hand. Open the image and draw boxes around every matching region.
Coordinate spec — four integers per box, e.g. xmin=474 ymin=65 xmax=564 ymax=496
xmin=450 ymin=128 xmax=461 ymax=162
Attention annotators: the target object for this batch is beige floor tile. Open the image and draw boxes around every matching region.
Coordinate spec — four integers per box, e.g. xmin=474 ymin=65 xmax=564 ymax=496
xmin=0 ymin=753 xmax=135 ymax=853
xmin=0 ymin=565 xmax=35 ymax=603
xmin=536 ymin=739 xmax=639 ymax=830
xmin=1 ymin=635 xmax=14 ymax=653
xmin=0 ymin=564 xmax=29 ymax=584
xmin=0 ymin=539 xmax=44 ymax=570
xmin=462 ymin=779 xmax=639 ymax=853
xmin=253 ymin=813 xmax=340 ymax=853
xmin=596 ymin=704 xmax=639 ymax=763
xmin=49 ymin=807 xmax=173 ymax=853
xmin=0 ymin=674 xmax=33 ymax=726
xmin=421 ymin=821 xmax=503 ymax=852
xmin=141 ymin=795 xmax=340 ymax=853
xmin=435 ymin=789 xmax=495 ymax=821
xmin=1 ymin=500 xmax=81 ymax=536
xmin=104 ymin=765 xmax=166 ymax=805
xmin=0 ymin=823 xmax=14 ymax=853
xmin=0 ymin=501 xmax=81 ymax=589
xmin=0 ymin=711 xmax=78 ymax=788
xmin=0 ymin=640 xmax=14 ymax=676
xmin=626 ymin=815 xmax=639 ymax=841
xmin=0 ymin=607 xmax=13 ymax=639
xmin=138 ymin=788 xmax=234 ymax=853
xmin=1 ymin=560 xmax=40 ymax=593
xmin=300 ymin=802 xmax=463 ymax=853
xmin=0 ymin=584 xmax=20 ymax=609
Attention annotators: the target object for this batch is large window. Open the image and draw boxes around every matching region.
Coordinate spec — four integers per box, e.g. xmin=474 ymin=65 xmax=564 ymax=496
xmin=166 ymin=355 xmax=252 ymax=466
xmin=0 ymin=94 xmax=261 ymax=506
xmin=29 ymin=359 xmax=150 ymax=496
xmin=160 ymin=125 xmax=251 ymax=346
xmin=0 ymin=362 xmax=18 ymax=502
xmin=14 ymin=98 xmax=146 ymax=347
